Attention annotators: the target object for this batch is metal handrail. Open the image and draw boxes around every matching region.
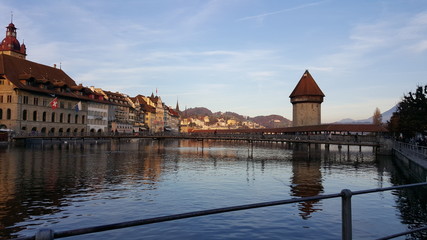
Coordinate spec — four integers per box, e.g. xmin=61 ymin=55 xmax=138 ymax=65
xmin=13 ymin=182 xmax=427 ymax=240
xmin=394 ymin=141 xmax=427 ymax=159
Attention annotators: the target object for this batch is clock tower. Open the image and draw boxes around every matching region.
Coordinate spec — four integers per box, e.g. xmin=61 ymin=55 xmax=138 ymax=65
xmin=0 ymin=22 xmax=26 ymax=59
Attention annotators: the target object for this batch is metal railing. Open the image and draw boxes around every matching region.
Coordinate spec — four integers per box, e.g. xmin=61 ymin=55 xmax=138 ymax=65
xmin=14 ymin=182 xmax=427 ymax=240
xmin=394 ymin=141 xmax=427 ymax=159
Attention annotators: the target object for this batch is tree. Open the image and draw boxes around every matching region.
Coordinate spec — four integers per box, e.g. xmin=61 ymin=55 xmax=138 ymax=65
xmin=388 ymin=85 xmax=427 ymax=139
xmin=373 ymin=107 xmax=382 ymax=125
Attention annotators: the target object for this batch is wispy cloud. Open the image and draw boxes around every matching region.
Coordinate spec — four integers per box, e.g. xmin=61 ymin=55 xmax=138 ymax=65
xmin=237 ymin=1 xmax=326 ymax=22
xmin=317 ymin=11 xmax=427 ymax=73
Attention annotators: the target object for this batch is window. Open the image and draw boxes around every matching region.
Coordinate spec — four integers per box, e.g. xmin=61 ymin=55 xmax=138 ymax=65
xmin=67 ymin=114 xmax=71 ymax=123
xmin=43 ymin=99 xmax=48 ymax=107
xmin=82 ymin=115 xmax=85 ymax=124
xmin=42 ymin=112 xmax=47 ymax=122
xmin=0 ymin=80 xmax=4 ymax=85
xmin=22 ymin=110 xmax=27 ymax=120
xmin=23 ymin=96 xmax=28 ymax=104
xmin=75 ymin=115 xmax=79 ymax=124
xmin=60 ymin=102 xmax=65 ymax=109
xmin=33 ymin=111 xmax=37 ymax=121
xmin=60 ymin=113 xmax=63 ymax=123
xmin=6 ymin=109 xmax=11 ymax=119
xmin=0 ymin=95 xmax=3 ymax=103
xmin=0 ymin=109 xmax=2 ymax=119
xmin=34 ymin=97 xmax=39 ymax=106
xmin=51 ymin=112 xmax=55 ymax=122
xmin=7 ymin=95 xmax=12 ymax=103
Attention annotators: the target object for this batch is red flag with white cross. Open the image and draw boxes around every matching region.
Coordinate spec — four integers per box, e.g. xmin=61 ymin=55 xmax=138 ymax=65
xmin=50 ymin=97 xmax=58 ymax=110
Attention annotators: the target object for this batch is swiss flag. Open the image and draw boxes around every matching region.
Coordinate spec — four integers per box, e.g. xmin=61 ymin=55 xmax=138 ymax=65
xmin=50 ymin=97 xmax=58 ymax=110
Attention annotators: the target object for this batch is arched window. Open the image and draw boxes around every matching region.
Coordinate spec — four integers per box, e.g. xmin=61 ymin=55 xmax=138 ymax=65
xmin=51 ymin=112 xmax=55 ymax=122
xmin=67 ymin=114 xmax=71 ymax=123
xmin=6 ymin=109 xmax=11 ymax=120
xmin=81 ymin=115 xmax=85 ymax=124
xmin=22 ymin=109 xmax=27 ymax=121
xmin=0 ymin=108 xmax=3 ymax=120
xmin=41 ymin=127 xmax=47 ymax=134
xmin=75 ymin=115 xmax=79 ymax=124
xmin=33 ymin=111 xmax=37 ymax=121
xmin=42 ymin=112 xmax=47 ymax=122
xmin=60 ymin=113 xmax=63 ymax=123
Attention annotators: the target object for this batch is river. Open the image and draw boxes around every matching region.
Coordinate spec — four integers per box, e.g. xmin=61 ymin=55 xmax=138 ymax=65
xmin=0 ymin=139 xmax=426 ymax=239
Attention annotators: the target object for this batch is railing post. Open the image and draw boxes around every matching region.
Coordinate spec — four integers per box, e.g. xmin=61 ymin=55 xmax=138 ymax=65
xmin=341 ymin=189 xmax=352 ymax=240
xmin=35 ymin=228 xmax=54 ymax=240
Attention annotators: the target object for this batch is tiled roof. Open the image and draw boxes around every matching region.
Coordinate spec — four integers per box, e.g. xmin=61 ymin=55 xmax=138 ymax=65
xmin=168 ymin=107 xmax=180 ymax=117
xmin=134 ymin=95 xmax=156 ymax=113
xmin=0 ymin=54 xmax=110 ymax=104
xmin=289 ymin=70 xmax=325 ymax=98
xmin=0 ymin=53 xmax=76 ymax=88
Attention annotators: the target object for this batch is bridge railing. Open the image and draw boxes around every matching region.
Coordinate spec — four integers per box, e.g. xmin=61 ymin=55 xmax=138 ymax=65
xmin=191 ymin=132 xmax=379 ymax=144
xmin=12 ymin=131 xmax=380 ymax=145
xmin=13 ymin=182 xmax=427 ymax=240
xmin=393 ymin=141 xmax=427 ymax=164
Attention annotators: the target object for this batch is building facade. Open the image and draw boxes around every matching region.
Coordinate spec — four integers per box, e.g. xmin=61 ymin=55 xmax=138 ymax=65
xmin=0 ymin=49 xmax=89 ymax=135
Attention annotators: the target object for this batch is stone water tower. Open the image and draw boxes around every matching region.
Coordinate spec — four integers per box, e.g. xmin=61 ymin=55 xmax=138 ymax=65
xmin=289 ymin=70 xmax=325 ymax=127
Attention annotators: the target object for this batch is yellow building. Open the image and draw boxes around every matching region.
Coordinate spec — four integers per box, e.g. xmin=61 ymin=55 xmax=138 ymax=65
xmin=0 ymin=21 xmax=109 ymax=135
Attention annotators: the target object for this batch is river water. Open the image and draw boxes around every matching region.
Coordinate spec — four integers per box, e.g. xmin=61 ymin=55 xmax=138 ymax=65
xmin=0 ymin=139 xmax=426 ymax=239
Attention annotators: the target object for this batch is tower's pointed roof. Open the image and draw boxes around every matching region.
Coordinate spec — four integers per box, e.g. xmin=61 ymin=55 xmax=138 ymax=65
xmin=176 ymin=99 xmax=180 ymax=112
xmin=289 ymin=70 xmax=325 ymax=98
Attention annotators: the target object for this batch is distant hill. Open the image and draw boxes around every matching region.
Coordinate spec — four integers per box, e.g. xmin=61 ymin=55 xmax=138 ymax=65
xmin=335 ymin=105 xmax=398 ymax=124
xmin=250 ymin=115 xmax=292 ymax=128
xmin=214 ymin=111 xmax=247 ymax=122
xmin=182 ymin=107 xmax=213 ymax=117
xmin=181 ymin=107 xmax=291 ymax=128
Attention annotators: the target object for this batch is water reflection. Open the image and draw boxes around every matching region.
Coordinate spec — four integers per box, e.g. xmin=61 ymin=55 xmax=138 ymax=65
xmin=290 ymin=144 xmax=323 ymax=219
xmin=0 ymin=140 xmax=426 ymax=239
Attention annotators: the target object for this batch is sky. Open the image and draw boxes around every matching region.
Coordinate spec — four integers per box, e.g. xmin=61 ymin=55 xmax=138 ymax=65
xmin=0 ymin=0 xmax=426 ymax=123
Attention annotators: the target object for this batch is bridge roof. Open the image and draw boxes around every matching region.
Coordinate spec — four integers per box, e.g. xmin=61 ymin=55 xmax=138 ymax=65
xmin=191 ymin=124 xmax=388 ymax=134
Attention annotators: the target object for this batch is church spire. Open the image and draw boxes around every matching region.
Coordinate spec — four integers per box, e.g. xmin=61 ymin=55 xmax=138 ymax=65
xmin=176 ymin=99 xmax=180 ymax=112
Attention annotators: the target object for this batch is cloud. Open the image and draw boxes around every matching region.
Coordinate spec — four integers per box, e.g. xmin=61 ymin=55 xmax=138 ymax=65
xmin=237 ymin=1 xmax=326 ymax=22
xmin=316 ymin=10 xmax=427 ymax=73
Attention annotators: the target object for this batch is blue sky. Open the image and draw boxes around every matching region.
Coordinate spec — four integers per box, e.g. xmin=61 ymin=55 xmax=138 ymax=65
xmin=1 ymin=0 xmax=426 ymax=123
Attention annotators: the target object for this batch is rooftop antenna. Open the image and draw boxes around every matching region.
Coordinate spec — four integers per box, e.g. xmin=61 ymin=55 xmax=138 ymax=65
xmin=10 ymin=11 xmax=13 ymax=23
